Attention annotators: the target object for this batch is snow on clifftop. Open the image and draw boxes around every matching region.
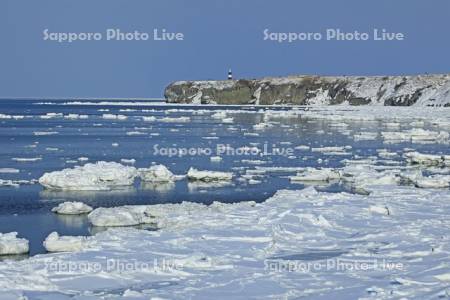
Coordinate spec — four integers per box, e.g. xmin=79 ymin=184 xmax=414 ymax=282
xmin=165 ymin=74 xmax=450 ymax=106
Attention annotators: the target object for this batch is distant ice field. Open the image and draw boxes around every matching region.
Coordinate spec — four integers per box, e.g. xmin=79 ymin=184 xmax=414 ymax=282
xmin=0 ymin=99 xmax=449 ymax=257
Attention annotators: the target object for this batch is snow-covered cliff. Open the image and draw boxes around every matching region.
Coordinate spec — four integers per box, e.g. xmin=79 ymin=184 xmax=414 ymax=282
xmin=165 ymin=74 xmax=450 ymax=106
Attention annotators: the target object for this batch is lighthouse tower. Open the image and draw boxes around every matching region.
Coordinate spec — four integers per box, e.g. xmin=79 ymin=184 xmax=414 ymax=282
xmin=227 ymin=69 xmax=233 ymax=80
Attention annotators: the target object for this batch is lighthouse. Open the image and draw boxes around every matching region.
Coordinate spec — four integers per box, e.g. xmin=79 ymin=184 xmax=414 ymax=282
xmin=227 ymin=69 xmax=233 ymax=80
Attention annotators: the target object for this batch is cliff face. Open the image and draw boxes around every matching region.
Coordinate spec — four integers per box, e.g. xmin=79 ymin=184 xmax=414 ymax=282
xmin=164 ymin=74 xmax=450 ymax=106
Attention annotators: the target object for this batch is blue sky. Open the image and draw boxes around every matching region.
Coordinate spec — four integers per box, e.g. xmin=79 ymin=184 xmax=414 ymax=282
xmin=1 ymin=0 xmax=449 ymax=98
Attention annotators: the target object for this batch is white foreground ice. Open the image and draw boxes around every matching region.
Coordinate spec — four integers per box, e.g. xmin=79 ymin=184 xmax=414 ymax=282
xmin=39 ymin=162 xmax=138 ymax=191
xmin=88 ymin=206 xmax=155 ymax=227
xmin=51 ymin=202 xmax=93 ymax=215
xmin=0 ymin=232 xmax=29 ymax=255
xmin=2 ymin=183 xmax=450 ymax=298
xmin=43 ymin=232 xmax=90 ymax=252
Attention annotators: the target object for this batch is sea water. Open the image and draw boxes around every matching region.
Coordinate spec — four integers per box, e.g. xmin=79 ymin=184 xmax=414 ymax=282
xmin=0 ymin=99 xmax=447 ymax=255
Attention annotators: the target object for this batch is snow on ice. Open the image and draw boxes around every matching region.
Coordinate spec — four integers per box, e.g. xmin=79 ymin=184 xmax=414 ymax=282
xmin=0 ymin=232 xmax=29 ymax=255
xmin=51 ymin=202 xmax=93 ymax=215
xmin=39 ymin=162 xmax=138 ymax=191
xmin=43 ymin=232 xmax=90 ymax=252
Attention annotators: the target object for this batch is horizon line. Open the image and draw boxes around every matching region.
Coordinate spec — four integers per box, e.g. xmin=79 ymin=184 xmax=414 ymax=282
xmin=0 ymin=97 xmax=165 ymax=101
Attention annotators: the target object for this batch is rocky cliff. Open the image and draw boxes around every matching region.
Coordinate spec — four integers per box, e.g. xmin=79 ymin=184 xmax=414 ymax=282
xmin=164 ymin=74 xmax=450 ymax=106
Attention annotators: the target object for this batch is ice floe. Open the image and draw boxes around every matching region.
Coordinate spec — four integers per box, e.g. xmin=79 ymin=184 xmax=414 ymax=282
xmin=64 ymin=113 xmax=88 ymax=119
xmin=0 ymin=179 xmax=37 ymax=187
xmin=33 ymin=131 xmax=59 ymax=136
xmin=102 ymin=114 xmax=128 ymax=120
xmin=210 ymin=156 xmax=223 ymax=162
xmin=142 ymin=116 xmax=156 ymax=122
xmin=0 ymin=168 xmax=19 ymax=174
xmin=0 ymin=114 xmax=24 ymax=120
xmin=40 ymin=113 xmax=63 ymax=119
xmin=404 ymin=151 xmax=450 ymax=166
xmin=0 ymin=232 xmax=29 ymax=255
xmin=43 ymin=232 xmax=89 ymax=252
xmin=414 ymin=175 xmax=450 ymax=188
xmin=290 ymin=167 xmax=341 ymax=182
xmin=12 ymin=157 xmax=42 ymax=162
xmin=139 ymin=165 xmax=174 ymax=182
xmin=253 ymin=122 xmax=274 ymax=130
xmin=160 ymin=116 xmax=190 ymax=123
xmin=120 ymin=158 xmax=136 ymax=165
xmin=39 ymin=161 xmax=138 ymax=191
xmin=88 ymin=206 xmax=154 ymax=227
xmin=382 ymin=129 xmax=449 ymax=144
xmin=187 ymin=168 xmax=233 ymax=182
xmin=51 ymin=202 xmax=93 ymax=215
xmin=311 ymin=146 xmax=352 ymax=155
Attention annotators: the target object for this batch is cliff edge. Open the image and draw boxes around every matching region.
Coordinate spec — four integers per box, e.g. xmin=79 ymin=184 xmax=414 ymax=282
xmin=164 ymin=74 xmax=450 ymax=106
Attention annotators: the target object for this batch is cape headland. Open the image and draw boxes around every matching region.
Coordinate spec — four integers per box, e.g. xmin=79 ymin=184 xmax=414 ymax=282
xmin=165 ymin=74 xmax=450 ymax=106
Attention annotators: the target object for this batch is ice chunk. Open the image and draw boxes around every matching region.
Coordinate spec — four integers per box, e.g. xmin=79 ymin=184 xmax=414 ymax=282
xmin=39 ymin=161 xmax=138 ymax=191
xmin=0 ymin=168 xmax=19 ymax=174
xmin=221 ymin=117 xmax=234 ymax=124
xmin=290 ymin=168 xmax=341 ymax=182
xmin=0 ymin=179 xmax=37 ymax=187
xmin=353 ymin=132 xmax=378 ymax=141
xmin=253 ymin=122 xmax=274 ymax=130
xmin=248 ymin=179 xmax=262 ymax=185
xmin=43 ymin=232 xmax=88 ymax=252
xmin=40 ymin=112 xmax=63 ymax=119
xmin=211 ymin=111 xmax=227 ymax=119
xmin=51 ymin=202 xmax=93 ymax=215
xmin=0 ymin=179 xmax=19 ymax=187
xmin=0 ymin=232 xmax=29 ymax=255
xmin=382 ymin=129 xmax=449 ymax=144
xmin=295 ymin=145 xmax=310 ymax=151
xmin=187 ymin=168 xmax=233 ymax=182
xmin=369 ymin=205 xmax=391 ymax=215
xmin=142 ymin=116 xmax=156 ymax=122
xmin=160 ymin=117 xmax=190 ymax=123
xmin=139 ymin=165 xmax=174 ymax=182
xmin=120 ymin=158 xmax=136 ymax=165
xmin=64 ymin=113 xmax=88 ymax=119
xmin=88 ymin=206 xmax=153 ymax=227
xmin=33 ymin=131 xmax=58 ymax=136
xmin=102 ymin=114 xmax=128 ymax=120
xmin=311 ymin=146 xmax=352 ymax=155
xmin=404 ymin=151 xmax=450 ymax=167
xmin=12 ymin=157 xmax=42 ymax=162
xmin=414 ymin=175 xmax=450 ymax=188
